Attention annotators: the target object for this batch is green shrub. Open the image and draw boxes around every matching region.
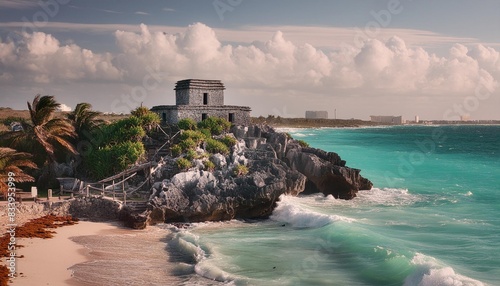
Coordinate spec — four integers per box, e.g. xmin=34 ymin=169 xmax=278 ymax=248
xmin=130 ymin=106 xmax=150 ymax=117
xmin=130 ymin=106 xmax=160 ymax=132
xmin=186 ymin=149 xmax=198 ymax=160
xmin=204 ymin=160 xmax=215 ymax=171
xmin=100 ymin=117 xmax=145 ymax=145
xmin=176 ymin=158 xmax=192 ymax=170
xmin=219 ymin=135 xmax=237 ymax=148
xmin=205 ymin=138 xmax=229 ymax=155
xmin=197 ymin=117 xmax=231 ymax=135
xmin=180 ymin=130 xmax=207 ymax=144
xmin=199 ymin=128 xmax=212 ymax=139
xmin=170 ymin=144 xmax=182 ymax=157
xmin=233 ymin=164 xmax=249 ymax=177
xmin=135 ymin=113 xmax=160 ymax=128
xmin=179 ymin=138 xmax=197 ymax=151
xmin=177 ymin=118 xmax=197 ymax=131
xmin=85 ymin=141 xmax=145 ymax=180
xmin=297 ymin=139 xmax=309 ymax=148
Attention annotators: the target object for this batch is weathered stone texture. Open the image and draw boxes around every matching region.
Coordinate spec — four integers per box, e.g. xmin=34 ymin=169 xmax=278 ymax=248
xmin=151 ymin=79 xmax=251 ymax=126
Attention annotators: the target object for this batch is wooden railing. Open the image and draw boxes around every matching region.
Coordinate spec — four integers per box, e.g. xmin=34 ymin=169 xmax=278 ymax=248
xmin=59 ymin=161 xmax=157 ymax=205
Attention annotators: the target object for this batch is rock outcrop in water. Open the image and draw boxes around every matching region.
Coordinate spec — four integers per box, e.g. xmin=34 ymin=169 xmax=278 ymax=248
xmin=137 ymin=125 xmax=372 ymax=228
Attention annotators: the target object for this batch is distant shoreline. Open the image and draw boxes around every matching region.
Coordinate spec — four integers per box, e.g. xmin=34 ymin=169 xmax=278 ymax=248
xmin=1 ymin=108 xmax=499 ymax=130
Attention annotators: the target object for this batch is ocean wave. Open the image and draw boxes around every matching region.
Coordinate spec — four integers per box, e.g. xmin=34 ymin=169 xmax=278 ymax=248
xmin=170 ymin=231 xmax=207 ymax=263
xmin=270 ymin=195 xmax=354 ymax=228
xmin=170 ymin=231 xmax=238 ymax=284
xmin=194 ymin=262 xmax=235 ymax=283
xmin=404 ymin=253 xmax=485 ymax=286
xmin=275 ymin=127 xmax=309 ymax=133
xmin=356 ymin=187 xmax=424 ymax=206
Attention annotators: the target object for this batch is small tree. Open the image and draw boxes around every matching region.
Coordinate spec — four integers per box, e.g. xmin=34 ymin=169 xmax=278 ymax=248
xmin=0 ymin=95 xmax=76 ymax=190
xmin=130 ymin=106 xmax=160 ymax=132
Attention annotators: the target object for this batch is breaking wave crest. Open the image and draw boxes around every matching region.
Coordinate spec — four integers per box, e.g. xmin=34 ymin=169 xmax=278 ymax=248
xmin=270 ymin=195 xmax=355 ymax=228
xmin=404 ymin=253 xmax=485 ymax=286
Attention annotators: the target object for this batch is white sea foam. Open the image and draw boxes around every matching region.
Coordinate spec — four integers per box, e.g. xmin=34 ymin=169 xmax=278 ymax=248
xmin=194 ymin=262 xmax=234 ymax=283
xmin=356 ymin=187 xmax=424 ymax=206
xmin=275 ymin=127 xmax=308 ymax=133
xmin=270 ymin=195 xmax=354 ymax=228
xmin=404 ymin=253 xmax=485 ymax=286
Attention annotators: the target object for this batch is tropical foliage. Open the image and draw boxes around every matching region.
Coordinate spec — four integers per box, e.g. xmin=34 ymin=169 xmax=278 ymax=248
xmin=131 ymin=106 xmax=160 ymax=132
xmin=0 ymin=148 xmax=37 ymax=197
xmin=83 ymin=116 xmax=148 ymax=180
xmin=84 ymin=141 xmax=145 ymax=180
xmin=0 ymin=95 xmax=76 ymax=190
xmin=205 ymin=138 xmax=229 ymax=155
xmin=197 ymin=116 xmax=231 ymax=135
xmin=66 ymin=102 xmax=104 ymax=140
xmin=177 ymin=118 xmax=197 ymax=131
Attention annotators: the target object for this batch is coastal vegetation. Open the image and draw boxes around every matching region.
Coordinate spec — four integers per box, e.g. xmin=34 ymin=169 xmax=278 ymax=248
xmin=0 ymin=95 xmax=159 ymax=193
xmin=0 ymin=95 xmax=77 ymax=191
xmin=170 ymin=116 xmax=236 ymax=163
xmin=0 ymin=147 xmax=37 ymax=197
xmin=0 ymin=98 xmax=377 ymax=200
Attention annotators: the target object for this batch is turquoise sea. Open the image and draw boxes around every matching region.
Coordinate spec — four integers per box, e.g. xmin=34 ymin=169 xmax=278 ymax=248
xmin=72 ymin=125 xmax=500 ymax=286
xmin=172 ymin=125 xmax=500 ymax=285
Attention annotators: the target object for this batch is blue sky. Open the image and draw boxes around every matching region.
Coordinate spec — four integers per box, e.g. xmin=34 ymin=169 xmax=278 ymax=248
xmin=0 ymin=0 xmax=499 ymax=120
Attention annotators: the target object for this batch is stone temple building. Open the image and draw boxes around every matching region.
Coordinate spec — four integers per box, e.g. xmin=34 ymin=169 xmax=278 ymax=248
xmin=151 ymin=79 xmax=251 ymax=126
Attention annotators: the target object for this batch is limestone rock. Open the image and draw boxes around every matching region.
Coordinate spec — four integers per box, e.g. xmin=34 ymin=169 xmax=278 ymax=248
xmin=139 ymin=124 xmax=372 ymax=227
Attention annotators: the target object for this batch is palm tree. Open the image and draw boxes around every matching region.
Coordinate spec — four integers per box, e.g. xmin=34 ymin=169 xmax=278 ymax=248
xmin=66 ymin=103 xmax=104 ymax=177
xmin=66 ymin=102 xmax=104 ymax=140
xmin=0 ymin=147 xmax=37 ymax=197
xmin=0 ymin=95 xmax=77 ymax=189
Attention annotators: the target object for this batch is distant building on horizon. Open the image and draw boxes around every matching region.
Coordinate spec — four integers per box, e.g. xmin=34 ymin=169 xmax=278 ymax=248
xmin=151 ymin=79 xmax=251 ymax=126
xmin=370 ymin=115 xmax=403 ymax=125
xmin=305 ymin=110 xmax=328 ymax=119
xmin=415 ymin=115 xmax=420 ymax=123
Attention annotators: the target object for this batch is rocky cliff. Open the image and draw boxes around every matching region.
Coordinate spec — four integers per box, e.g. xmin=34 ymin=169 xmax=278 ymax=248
xmin=134 ymin=125 xmax=372 ymax=228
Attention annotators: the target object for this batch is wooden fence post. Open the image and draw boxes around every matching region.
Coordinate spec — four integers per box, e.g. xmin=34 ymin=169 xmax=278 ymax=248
xmin=86 ymin=185 xmax=89 ymax=197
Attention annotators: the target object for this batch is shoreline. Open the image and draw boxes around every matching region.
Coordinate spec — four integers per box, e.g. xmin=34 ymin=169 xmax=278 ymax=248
xmin=8 ymin=220 xmax=121 ymax=286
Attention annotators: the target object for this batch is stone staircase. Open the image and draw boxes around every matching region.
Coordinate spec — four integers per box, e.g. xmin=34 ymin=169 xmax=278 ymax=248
xmin=125 ymin=201 xmax=149 ymax=213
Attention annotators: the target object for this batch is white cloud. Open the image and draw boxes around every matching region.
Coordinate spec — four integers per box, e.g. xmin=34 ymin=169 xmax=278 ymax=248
xmin=1 ymin=23 xmax=499 ymax=119
xmin=110 ymin=23 xmax=498 ymax=97
xmin=163 ymin=8 xmax=175 ymax=12
xmin=135 ymin=11 xmax=149 ymax=15
xmin=0 ymin=32 xmax=121 ymax=84
xmin=58 ymin=103 xmax=72 ymax=112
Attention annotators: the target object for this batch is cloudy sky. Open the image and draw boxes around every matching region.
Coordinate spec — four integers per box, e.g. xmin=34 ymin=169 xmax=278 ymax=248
xmin=0 ymin=0 xmax=499 ymax=120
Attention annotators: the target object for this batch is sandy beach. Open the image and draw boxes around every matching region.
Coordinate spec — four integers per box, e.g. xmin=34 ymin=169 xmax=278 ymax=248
xmin=10 ymin=221 xmax=120 ymax=286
